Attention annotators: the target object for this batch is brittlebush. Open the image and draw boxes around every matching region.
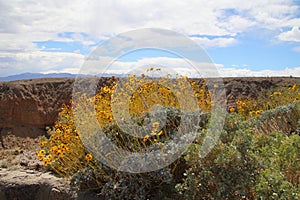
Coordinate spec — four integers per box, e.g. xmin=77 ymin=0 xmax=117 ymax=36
xmin=38 ymin=74 xmax=211 ymax=177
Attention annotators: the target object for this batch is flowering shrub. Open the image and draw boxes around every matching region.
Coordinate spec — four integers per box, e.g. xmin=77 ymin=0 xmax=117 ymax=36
xmin=37 ymin=74 xmax=300 ymax=199
xmin=37 ymin=73 xmax=210 ymax=183
xmin=37 ymin=102 xmax=108 ymax=178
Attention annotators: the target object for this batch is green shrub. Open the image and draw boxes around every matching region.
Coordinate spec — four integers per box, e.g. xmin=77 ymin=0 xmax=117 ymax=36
xmin=177 ymin=109 xmax=300 ymax=199
xmin=176 ymin=114 xmax=259 ymax=199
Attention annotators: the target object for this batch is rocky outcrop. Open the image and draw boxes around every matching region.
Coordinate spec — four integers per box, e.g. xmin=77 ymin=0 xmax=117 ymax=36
xmin=0 ymin=78 xmax=74 ymax=137
xmin=0 ymin=167 xmax=107 ymax=200
xmin=222 ymin=77 xmax=299 ymax=109
xmin=0 ymin=167 xmax=76 ymax=200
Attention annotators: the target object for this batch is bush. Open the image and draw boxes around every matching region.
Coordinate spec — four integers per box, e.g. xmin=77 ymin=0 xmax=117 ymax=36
xmin=176 ymin=114 xmax=258 ymax=199
xmin=177 ymin=107 xmax=299 ymax=199
xmin=38 ymin=75 xmax=300 ymax=199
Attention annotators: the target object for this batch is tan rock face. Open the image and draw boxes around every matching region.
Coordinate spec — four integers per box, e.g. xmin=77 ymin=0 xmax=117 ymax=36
xmin=0 ymin=78 xmax=74 ymax=137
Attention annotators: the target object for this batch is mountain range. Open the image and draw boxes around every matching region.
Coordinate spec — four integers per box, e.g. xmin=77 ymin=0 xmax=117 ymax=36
xmin=0 ymin=72 xmax=122 ymax=82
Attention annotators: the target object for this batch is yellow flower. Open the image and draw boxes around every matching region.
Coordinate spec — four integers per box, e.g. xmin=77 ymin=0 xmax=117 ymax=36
xmin=74 ymin=136 xmax=80 ymax=140
xmin=43 ymin=157 xmax=49 ymax=165
xmin=157 ymin=130 xmax=163 ymax=136
xmin=255 ymin=110 xmax=263 ymax=115
xmin=229 ymin=107 xmax=235 ymax=113
xmin=39 ymin=149 xmax=46 ymax=155
xmin=39 ymin=141 xmax=47 ymax=147
xmin=49 ymin=146 xmax=58 ymax=153
xmin=60 ymin=143 xmax=66 ymax=150
xmin=56 ymin=149 xmax=63 ymax=157
xmin=289 ymin=84 xmax=297 ymax=91
xmin=47 ymin=154 xmax=53 ymax=162
xmin=103 ymin=86 xmax=110 ymax=93
xmin=36 ymin=152 xmax=44 ymax=160
xmin=152 ymin=122 xmax=160 ymax=132
xmin=85 ymin=154 xmax=93 ymax=161
xmin=152 ymin=122 xmax=159 ymax=128
xmin=271 ymin=91 xmax=281 ymax=96
xmin=143 ymin=135 xmax=150 ymax=142
xmin=236 ymin=100 xmax=242 ymax=105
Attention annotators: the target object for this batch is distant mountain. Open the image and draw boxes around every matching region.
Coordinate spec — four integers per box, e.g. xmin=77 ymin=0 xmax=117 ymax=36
xmin=0 ymin=73 xmax=78 ymax=82
xmin=0 ymin=72 xmax=125 ymax=82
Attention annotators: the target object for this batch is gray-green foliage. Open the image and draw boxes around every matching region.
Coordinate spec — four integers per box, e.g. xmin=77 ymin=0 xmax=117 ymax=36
xmin=253 ymin=132 xmax=299 ymax=199
xmin=176 ymin=114 xmax=258 ymax=199
xmin=252 ymin=101 xmax=300 ymax=135
xmin=176 ymin=103 xmax=300 ymax=200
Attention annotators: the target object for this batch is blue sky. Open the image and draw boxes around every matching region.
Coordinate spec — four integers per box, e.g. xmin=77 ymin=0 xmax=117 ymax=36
xmin=0 ymin=0 xmax=300 ymax=77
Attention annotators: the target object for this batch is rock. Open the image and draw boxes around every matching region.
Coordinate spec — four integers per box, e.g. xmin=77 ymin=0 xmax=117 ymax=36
xmin=0 ymin=78 xmax=74 ymax=138
xmin=26 ymin=169 xmax=35 ymax=174
xmin=0 ymin=167 xmax=77 ymax=200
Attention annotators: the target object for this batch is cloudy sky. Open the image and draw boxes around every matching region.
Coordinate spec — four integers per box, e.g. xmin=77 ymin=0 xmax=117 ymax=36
xmin=1 ymin=0 xmax=300 ymax=77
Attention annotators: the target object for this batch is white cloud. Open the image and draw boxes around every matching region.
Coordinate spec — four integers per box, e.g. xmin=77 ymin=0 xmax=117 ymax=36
xmin=43 ymin=67 xmax=81 ymax=74
xmin=0 ymin=51 xmax=84 ymax=76
xmin=0 ymin=0 xmax=299 ymax=76
xmin=82 ymin=56 xmax=300 ymax=77
xmin=278 ymin=26 xmax=300 ymax=42
xmin=190 ymin=37 xmax=237 ymax=48
xmin=79 ymin=56 xmax=223 ymax=77
xmin=217 ymin=65 xmax=300 ymax=77
xmin=2 ymin=0 xmax=299 ymax=43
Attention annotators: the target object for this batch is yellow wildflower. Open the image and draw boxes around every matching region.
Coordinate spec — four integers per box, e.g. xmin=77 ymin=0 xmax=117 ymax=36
xmin=229 ymin=107 xmax=235 ymax=113
xmin=39 ymin=141 xmax=47 ymax=147
xmin=158 ymin=130 xmax=163 ymax=136
xmin=151 ymin=131 xmax=156 ymax=136
xmin=255 ymin=110 xmax=263 ymax=115
xmin=85 ymin=154 xmax=93 ymax=161
xmin=289 ymin=84 xmax=297 ymax=91
xmin=49 ymin=146 xmax=58 ymax=153
xmin=152 ymin=122 xmax=159 ymax=132
xmin=143 ymin=135 xmax=150 ymax=142
xmin=39 ymin=149 xmax=45 ymax=155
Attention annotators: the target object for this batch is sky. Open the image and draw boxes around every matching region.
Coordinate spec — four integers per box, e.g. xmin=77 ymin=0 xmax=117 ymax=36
xmin=1 ymin=0 xmax=300 ymax=77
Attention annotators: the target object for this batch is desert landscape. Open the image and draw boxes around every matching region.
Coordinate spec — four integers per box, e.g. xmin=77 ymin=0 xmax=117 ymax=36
xmin=2 ymin=0 xmax=300 ymax=199
xmin=0 ymin=76 xmax=299 ymax=199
